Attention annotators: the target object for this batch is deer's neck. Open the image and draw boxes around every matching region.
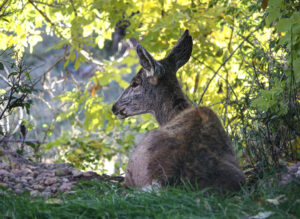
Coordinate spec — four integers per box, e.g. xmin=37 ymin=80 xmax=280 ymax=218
xmin=152 ymin=95 xmax=192 ymax=126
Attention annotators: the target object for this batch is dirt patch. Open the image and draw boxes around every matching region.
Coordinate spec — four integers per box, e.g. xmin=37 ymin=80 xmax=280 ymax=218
xmin=0 ymin=150 xmax=124 ymax=197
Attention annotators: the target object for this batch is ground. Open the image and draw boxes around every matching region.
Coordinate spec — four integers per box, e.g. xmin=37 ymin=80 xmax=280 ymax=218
xmin=0 ymin=150 xmax=300 ymax=218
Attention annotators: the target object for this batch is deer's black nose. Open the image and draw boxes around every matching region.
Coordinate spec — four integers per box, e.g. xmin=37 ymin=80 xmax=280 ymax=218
xmin=112 ymin=104 xmax=117 ymax=114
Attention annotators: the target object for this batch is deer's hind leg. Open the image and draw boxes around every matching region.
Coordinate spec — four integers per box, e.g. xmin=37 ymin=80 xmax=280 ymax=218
xmin=180 ymin=150 xmax=245 ymax=191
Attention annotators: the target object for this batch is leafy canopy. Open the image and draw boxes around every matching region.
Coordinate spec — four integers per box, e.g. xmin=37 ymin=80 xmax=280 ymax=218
xmin=1 ymin=0 xmax=299 ymax=170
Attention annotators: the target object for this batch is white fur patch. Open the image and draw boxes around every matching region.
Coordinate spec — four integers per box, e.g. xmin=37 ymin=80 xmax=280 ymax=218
xmin=141 ymin=180 xmax=161 ymax=193
xmin=145 ymin=68 xmax=154 ymax=77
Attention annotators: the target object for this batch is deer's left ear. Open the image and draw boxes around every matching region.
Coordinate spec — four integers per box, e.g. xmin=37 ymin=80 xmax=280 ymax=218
xmin=136 ymin=44 xmax=165 ymax=85
xmin=164 ymin=30 xmax=193 ymax=72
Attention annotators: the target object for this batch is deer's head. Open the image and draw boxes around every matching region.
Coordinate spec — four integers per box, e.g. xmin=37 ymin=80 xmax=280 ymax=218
xmin=112 ymin=30 xmax=193 ymax=122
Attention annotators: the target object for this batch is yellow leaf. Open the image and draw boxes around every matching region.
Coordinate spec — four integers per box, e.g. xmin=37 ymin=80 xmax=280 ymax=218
xmin=90 ymin=84 xmax=101 ymax=97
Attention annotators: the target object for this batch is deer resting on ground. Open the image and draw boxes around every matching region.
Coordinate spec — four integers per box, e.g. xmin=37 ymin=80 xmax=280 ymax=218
xmin=112 ymin=30 xmax=245 ymax=191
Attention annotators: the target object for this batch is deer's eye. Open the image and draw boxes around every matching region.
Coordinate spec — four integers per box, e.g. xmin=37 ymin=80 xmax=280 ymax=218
xmin=131 ymin=81 xmax=139 ymax=88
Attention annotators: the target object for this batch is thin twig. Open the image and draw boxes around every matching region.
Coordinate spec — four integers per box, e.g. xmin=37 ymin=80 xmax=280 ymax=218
xmin=69 ymin=0 xmax=77 ymax=16
xmin=208 ymin=100 xmax=225 ymax=107
xmin=32 ymin=0 xmax=63 ymax=8
xmin=228 ymin=17 xmax=234 ymax=53
xmin=0 ymin=71 xmax=13 ymax=87
xmin=197 ymin=28 xmax=258 ymax=105
xmin=31 ymin=55 xmax=65 ymax=87
xmin=224 ymin=66 xmax=230 ymax=131
xmin=1 ymin=138 xmax=43 ymax=143
xmin=41 ymin=55 xmax=65 ymax=84
xmin=28 ymin=0 xmax=64 ymax=39
xmin=0 ymin=83 xmax=14 ymax=120
xmin=0 ymin=0 xmax=9 ymax=12
xmin=191 ymin=56 xmax=238 ymax=100
xmin=223 ymin=22 xmax=234 ymax=129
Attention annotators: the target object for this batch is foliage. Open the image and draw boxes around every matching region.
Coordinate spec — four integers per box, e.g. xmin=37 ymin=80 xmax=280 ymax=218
xmin=232 ymin=0 xmax=300 ymax=168
xmin=0 ymin=176 xmax=299 ymax=218
xmin=0 ymin=51 xmax=35 ymax=150
xmin=0 ymin=0 xmax=299 ymax=171
xmin=0 ymin=54 xmax=34 ymax=120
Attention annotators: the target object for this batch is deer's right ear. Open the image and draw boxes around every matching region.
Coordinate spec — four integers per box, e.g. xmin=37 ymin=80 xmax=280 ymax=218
xmin=136 ymin=44 xmax=164 ymax=85
xmin=164 ymin=30 xmax=193 ymax=72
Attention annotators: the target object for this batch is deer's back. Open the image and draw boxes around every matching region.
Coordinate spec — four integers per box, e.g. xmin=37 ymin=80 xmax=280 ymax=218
xmin=163 ymin=106 xmax=236 ymax=159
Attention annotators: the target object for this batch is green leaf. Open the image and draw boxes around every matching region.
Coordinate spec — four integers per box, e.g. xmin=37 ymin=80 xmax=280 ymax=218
xmin=0 ymin=62 xmax=4 ymax=70
xmin=25 ymin=72 xmax=31 ymax=80
xmin=69 ymin=52 xmax=76 ymax=62
xmin=276 ymin=18 xmax=291 ymax=32
xmin=46 ymin=39 xmax=68 ymax=51
xmin=251 ymin=97 xmax=270 ymax=111
xmin=8 ymin=72 xmax=18 ymax=78
xmin=294 ymin=57 xmax=300 ymax=83
xmin=74 ymin=58 xmax=81 ymax=70
xmin=25 ymin=142 xmax=37 ymax=149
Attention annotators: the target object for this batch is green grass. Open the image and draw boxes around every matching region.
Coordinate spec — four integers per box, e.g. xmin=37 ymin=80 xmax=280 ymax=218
xmin=0 ymin=175 xmax=299 ymax=219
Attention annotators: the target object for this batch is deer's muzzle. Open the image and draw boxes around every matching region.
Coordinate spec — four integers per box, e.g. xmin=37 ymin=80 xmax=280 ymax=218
xmin=112 ymin=103 xmax=127 ymax=119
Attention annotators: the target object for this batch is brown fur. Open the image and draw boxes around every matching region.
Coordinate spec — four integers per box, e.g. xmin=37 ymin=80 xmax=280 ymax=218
xmin=112 ymin=30 xmax=245 ymax=191
xmin=124 ymin=107 xmax=245 ymax=191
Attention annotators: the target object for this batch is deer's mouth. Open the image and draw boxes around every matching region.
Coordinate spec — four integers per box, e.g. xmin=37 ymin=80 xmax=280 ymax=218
xmin=112 ymin=103 xmax=149 ymax=119
xmin=116 ymin=110 xmax=128 ymax=119
xmin=112 ymin=106 xmax=128 ymax=119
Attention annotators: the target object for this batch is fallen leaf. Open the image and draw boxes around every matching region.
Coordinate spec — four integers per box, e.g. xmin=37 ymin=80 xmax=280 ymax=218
xmin=233 ymin=195 xmax=241 ymax=201
xmin=248 ymin=211 xmax=273 ymax=219
xmin=45 ymin=198 xmax=62 ymax=204
xmin=266 ymin=195 xmax=286 ymax=205
xmin=266 ymin=198 xmax=279 ymax=205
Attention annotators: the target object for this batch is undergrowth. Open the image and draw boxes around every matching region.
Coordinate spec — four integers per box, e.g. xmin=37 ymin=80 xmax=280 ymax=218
xmin=0 ymin=173 xmax=299 ymax=219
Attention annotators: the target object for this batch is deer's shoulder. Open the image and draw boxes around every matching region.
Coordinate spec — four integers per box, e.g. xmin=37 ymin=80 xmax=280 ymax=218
xmin=164 ymin=106 xmax=222 ymax=130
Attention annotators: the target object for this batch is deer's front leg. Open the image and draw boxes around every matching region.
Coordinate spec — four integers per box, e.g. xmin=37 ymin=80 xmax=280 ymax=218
xmin=124 ymin=133 xmax=154 ymax=187
xmin=124 ymin=130 xmax=180 ymax=188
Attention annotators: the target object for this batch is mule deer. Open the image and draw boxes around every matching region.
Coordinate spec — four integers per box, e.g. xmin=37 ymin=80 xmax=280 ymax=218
xmin=112 ymin=30 xmax=245 ymax=191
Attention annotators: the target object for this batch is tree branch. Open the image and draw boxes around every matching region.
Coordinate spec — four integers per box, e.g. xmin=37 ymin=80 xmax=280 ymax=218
xmin=0 ymin=0 xmax=9 ymax=12
xmin=0 ymin=82 xmax=14 ymax=120
xmin=32 ymin=55 xmax=66 ymax=87
xmin=69 ymin=0 xmax=77 ymax=16
xmin=197 ymin=28 xmax=258 ymax=105
xmin=1 ymin=138 xmax=43 ymax=144
xmin=32 ymin=0 xmax=63 ymax=8
xmin=28 ymin=0 xmax=63 ymax=39
xmin=191 ymin=56 xmax=238 ymax=100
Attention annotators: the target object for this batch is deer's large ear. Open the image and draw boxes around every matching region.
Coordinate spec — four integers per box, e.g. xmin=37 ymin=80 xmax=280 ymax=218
xmin=136 ymin=44 xmax=164 ymax=85
xmin=164 ymin=30 xmax=193 ymax=71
